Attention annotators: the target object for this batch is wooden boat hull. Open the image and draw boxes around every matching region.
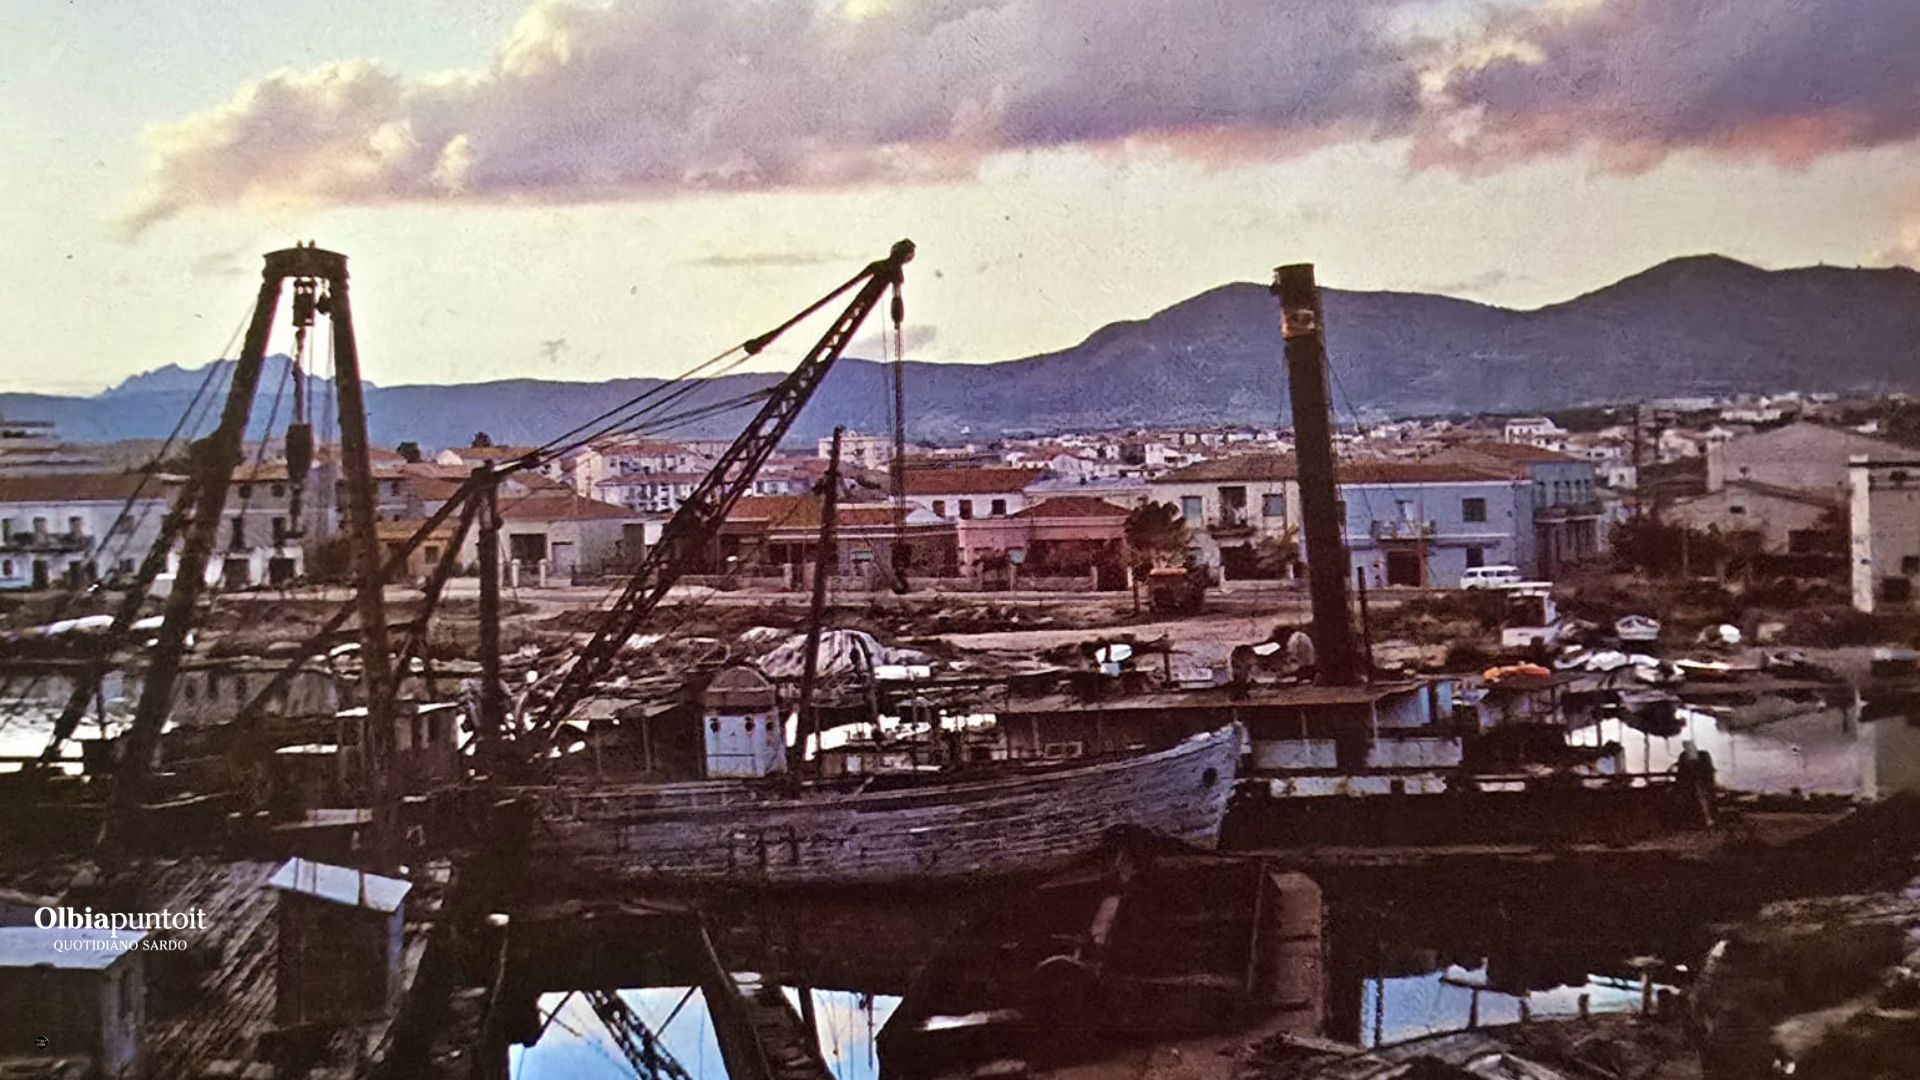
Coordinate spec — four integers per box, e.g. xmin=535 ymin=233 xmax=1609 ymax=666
xmin=526 ymin=724 xmax=1242 ymax=889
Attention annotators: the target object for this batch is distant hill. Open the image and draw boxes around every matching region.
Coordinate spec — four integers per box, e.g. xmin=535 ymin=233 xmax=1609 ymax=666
xmin=5 ymin=256 xmax=1917 ymax=450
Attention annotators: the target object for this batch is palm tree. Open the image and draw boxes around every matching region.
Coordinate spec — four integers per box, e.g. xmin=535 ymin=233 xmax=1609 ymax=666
xmin=1125 ymin=501 xmax=1192 ymax=570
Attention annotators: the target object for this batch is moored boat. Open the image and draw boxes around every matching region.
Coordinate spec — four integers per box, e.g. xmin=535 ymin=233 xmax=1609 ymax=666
xmin=516 ymin=723 xmax=1242 ymax=889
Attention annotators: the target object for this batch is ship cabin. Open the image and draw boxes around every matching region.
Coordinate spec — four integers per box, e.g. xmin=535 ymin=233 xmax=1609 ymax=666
xmin=0 ymin=926 xmax=147 ymax=1078
xmin=268 ymin=858 xmax=411 ymax=1026
xmin=700 ymin=665 xmax=787 ymax=780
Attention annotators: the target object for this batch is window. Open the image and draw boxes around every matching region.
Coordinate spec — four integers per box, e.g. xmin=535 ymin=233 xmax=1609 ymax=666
xmin=958 ymin=499 xmax=974 ymax=520
xmin=272 ymin=517 xmax=288 ymax=544
xmin=237 ymin=483 xmax=252 ymax=500
xmin=389 ymin=480 xmax=402 ymax=496
xmin=68 ymin=516 xmax=83 ymax=537
xmin=1729 ymin=504 xmax=1746 ymax=515
xmin=230 ymin=517 xmax=246 ymax=550
xmin=1462 ymin=497 xmax=1487 ymax=523
xmin=32 ymin=516 xmax=47 ymax=537
xmin=111 ymin=513 xmax=133 ymax=535
xmin=1262 ymin=493 xmax=1287 ymax=519
xmin=1905 ymin=556 xmax=1920 ymax=576
xmin=990 ymin=498 xmax=1007 ymax=517
xmin=932 ymin=500 xmax=946 ymax=518
xmin=1 ymin=560 xmax=10 ymax=576
xmin=1466 ymin=546 xmax=1485 ymax=569
xmin=1180 ymin=496 xmax=1203 ymax=524
xmin=271 ymin=483 xmax=285 ymax=498
xmin=1 ymin=519 xmax=10 ymax=541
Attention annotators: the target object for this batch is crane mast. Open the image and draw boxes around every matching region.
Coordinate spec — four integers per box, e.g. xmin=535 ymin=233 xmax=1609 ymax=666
xmin=534 ymin=239 xmax=915 ymax=735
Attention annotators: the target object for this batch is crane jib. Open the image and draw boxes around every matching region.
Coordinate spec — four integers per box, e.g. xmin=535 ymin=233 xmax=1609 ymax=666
xmin=533 ymin=240 xmax=914 ymax=737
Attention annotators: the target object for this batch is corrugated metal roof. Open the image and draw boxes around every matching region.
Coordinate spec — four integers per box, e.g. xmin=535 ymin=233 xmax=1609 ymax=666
xmin=0 ymin=927 xmax=146 ymax=970
xmin=266 ymin=858 xmax=411 ymax=914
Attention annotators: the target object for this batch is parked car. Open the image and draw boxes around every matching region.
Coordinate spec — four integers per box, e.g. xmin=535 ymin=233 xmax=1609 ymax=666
xmin=1460 ymin=565 xmax=1523 ymax=590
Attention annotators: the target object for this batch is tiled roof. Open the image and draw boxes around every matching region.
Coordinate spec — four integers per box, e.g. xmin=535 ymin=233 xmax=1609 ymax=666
xmin=726 ymin=495 xmax=915 ymax=531
xmin=0 ymin=472 xmax=172 ymax=503
xmin=901 ymin=467 xmax=1034 ymax=495
xmin=444 ymin=445 xmax=542 ymax=461
xmin=1447 ymin=441 xmax=1582 ymax=464
xmin=496 ymin=492 xmax=630 ymax=522
xmin=1336 ymin=461 xmax=1514 ymax=485
xmin=1016 ymin=496 xmax=1131 ymax=519
xmin=1155 ymin=453 xmax=1297 ymax=483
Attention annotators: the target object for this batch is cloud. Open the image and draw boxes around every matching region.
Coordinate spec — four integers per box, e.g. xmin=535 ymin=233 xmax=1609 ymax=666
xmin=123 ymin=0 xmax=1424 ymax=232
xmin=1416 ymin=0 xmax=1920 ymax=172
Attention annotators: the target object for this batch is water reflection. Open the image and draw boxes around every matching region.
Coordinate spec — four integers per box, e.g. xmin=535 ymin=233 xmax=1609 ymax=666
xmin=1360 ymin=964 xmax=1667 ymax=1048
xmin=513 ymin=988 xmax=899 ymax=1080
xmin=1573 ymin=704 xmax=1867 ymax=795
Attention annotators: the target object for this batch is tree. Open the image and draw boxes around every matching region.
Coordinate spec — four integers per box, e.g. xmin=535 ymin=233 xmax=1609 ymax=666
xmin=471 ymin=431 xmax=494 ymax=448
xmin=396 ymin=441 xmax=423 ymax=463
xmin=1125 ymin=501 xmax=1192 ymax=570
xmin=1248 ymin=528 xmax=1301 ymax=578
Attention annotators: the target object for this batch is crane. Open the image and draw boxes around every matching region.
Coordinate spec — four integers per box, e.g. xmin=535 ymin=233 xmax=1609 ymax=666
xmin=532 ymin=239 xmax=915 ymax=738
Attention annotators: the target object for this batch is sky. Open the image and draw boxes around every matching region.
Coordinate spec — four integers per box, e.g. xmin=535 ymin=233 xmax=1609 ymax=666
xmin=2 ymin=0 xmax=1916 ymax=395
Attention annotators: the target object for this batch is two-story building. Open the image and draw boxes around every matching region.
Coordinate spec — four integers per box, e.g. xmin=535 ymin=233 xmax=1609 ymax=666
xmin=0 ymin=473 xmax=177 ymax=590
xmin=902 ymin=467 xmax=1033 ymax=522
xmin=1850 ymin=455 xmax=1920 ymax=613
xmin=1339 ymin=462 xmax=1529 ymax=589
xmin=1438 ymin=443 xmax=1607 ymax=577
xmin=1147 ymin=453 xmax=1298 ymax=576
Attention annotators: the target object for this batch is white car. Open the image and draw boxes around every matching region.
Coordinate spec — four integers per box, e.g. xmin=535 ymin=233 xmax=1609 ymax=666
xmin=1460 ymin=565 xmax=1523 ymax=590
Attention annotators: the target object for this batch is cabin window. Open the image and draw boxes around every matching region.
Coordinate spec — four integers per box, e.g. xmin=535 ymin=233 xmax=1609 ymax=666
xmin=1462 ymin=498 xmax=1487 ymax=523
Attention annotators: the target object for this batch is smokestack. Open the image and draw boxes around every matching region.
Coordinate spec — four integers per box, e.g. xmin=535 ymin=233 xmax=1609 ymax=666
xmin=1273 ymin=264 xmax=1361 ymax=686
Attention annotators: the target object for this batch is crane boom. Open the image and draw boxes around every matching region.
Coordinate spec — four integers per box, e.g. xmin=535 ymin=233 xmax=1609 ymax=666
xmin=535 ymin=239 xmax=914 ymax=734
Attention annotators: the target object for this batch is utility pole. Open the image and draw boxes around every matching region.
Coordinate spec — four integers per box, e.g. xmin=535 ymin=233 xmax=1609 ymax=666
xmin=475 ymin=467 xmax=507 ymax=761
xmin=1272 ymin=264 xmax=1360 ymax=687
xmin=794 ymin=428 xmax=843 ymax=777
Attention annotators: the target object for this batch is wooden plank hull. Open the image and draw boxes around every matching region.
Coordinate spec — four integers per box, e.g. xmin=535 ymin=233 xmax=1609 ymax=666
xmin=529 ymin=725 xmax=1242 ymax=889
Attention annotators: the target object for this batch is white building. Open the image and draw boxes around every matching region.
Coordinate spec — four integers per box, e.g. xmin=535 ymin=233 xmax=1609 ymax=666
xmin=821 ymin=431 xmax=895 ymax=471
xmin=1850 ymin=455 xmax=1920 ymax=614
xmin=0 ymin=473 xmax=176 ymax=590
xmin=1502 ymin=417 xmax=1567 ymax=450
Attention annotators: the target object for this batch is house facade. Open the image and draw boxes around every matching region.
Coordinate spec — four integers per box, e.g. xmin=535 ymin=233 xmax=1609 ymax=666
xmin=1439 ymin=443 xmax=1607 ymax=576
xmin=902 ymin=467 xmax=1033 ymax=522
xmin=1339 ymin=463 xmax=1528 ymax=589
xmin=953 ymin=496 xmax=1131 ymax=586
xmin=1147 ymin=453 xmax=1299 ymax=577
xmin=1850 ymin=455 xmax=1920 ymax=613
xmin=0 ymin=473 xmax=177 ymax=591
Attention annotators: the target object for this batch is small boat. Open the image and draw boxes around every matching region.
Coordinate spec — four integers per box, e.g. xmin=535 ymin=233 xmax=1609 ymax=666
xmin=1615 ymin=615 xmax=1662 ymax=643
xmin=517 ymin=723 xmax=1243 ymax=889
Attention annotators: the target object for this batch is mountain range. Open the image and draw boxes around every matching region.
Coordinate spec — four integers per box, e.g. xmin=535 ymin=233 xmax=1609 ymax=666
xmin=4 ymin=255 xmax=1916 ymax=451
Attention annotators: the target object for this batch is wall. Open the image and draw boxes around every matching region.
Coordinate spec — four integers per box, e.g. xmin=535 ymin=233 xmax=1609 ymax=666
xmin=1342 ymin=480 xmax=1522 ymax=588
xmin=0 ymin=496 xmax=170 ymax=590
xmin=1145 ymin=477 xmax=1296 ymax=548
xmin=1851 ymin=457 xmax=1920 ymax=613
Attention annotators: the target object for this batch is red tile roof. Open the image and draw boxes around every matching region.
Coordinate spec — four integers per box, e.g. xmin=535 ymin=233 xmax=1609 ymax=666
xmin=1447 ymin=442 xmax=1582 ymax=464
xmin=0 ymin=472 xmax=175 ymax=503
xmin=495 ymin=492 xmax=630 ymax=522
xmin=1155 ymin=453 xmax=1297 ymax=483
xmin=1336 ymin=461 xmax=1514 ymax=485
xmin=1016 ymin=496 xmax=1131 ymax=519
xmin=901 ymin=467 xmax=1033 ymax=495
xmin=726 ymin=496 xmax=907 ymax=531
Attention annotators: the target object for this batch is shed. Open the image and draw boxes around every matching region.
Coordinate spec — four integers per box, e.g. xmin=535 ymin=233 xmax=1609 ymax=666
xmin=266 ymin=858 xmax=411 ymax=1025
xmin=0 ymin=927 xmax=146 ymax=1077
xmin=701 ymin=665 xmax=786 ymax=779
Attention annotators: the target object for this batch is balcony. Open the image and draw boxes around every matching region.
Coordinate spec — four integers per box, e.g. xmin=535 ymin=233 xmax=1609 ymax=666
xmin=2 ymin=532 xmax=92 ymax=554
xmin=1208 ymin=509 xmax=1257 ymax=538
xmin=1371 ymin=519 xmax=1437 ymax=542
xmin=1535 ymin=499 xmax=1605 ymax=522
